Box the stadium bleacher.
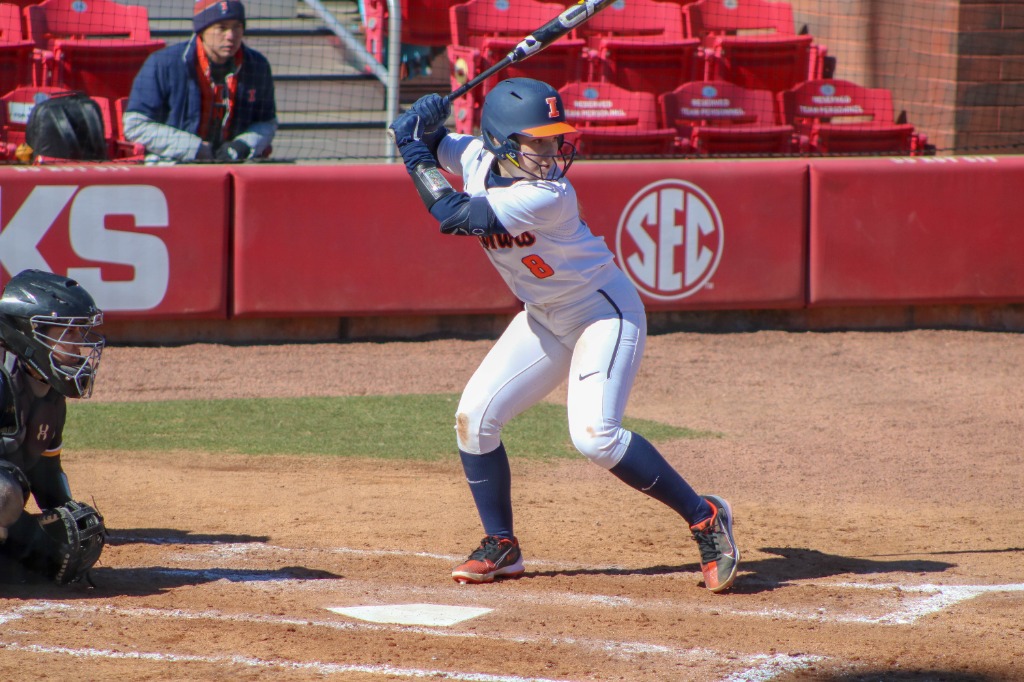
[361,0,454,69]
[560,80,677,158]
[660,80,796,156]
[779,78,929,156]
[447,0,586,134]
[25,0,165,101]
[0,0,1019,163]
[0,3,35,99]
[576,0,702,100]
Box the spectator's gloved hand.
[196,141,214,161]
[215,139,251,163]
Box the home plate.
[327,604,493,626]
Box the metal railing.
[301,0,400,161]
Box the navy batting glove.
[389,108,425,146]
[410,94,451,134]
[389,94,451,147]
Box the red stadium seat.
[448,0,586,133]
[576,0,703,98]
[560,81,677,157]
[25,0,164,101]
[684,0,827,97]
[684,0,803,42]
[0,85,66,153]
[659,80,795,155]
[1,0,35,37]
[778,78,928,155]
[0,3,37,98]
[112,95,144,160]
[363,0,457,66]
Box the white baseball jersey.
[437,133,619,308]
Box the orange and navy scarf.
[195,34,244,146]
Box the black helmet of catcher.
[0,269,105,399]
[480,77,577,180]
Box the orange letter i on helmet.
[545,97,560,119]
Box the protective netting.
[0,0,1020,164]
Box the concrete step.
[149,8,371,78]
[274,76,383,114]
[271,127,393,161]
[141,0,401,160]
[125,0,353,21]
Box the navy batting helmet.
[0,270,104,399]
[480,78,577,179]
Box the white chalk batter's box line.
[0,641,825,682]
[139,568,1024,629]
[114,535,1024,626]
[0,601,823,682]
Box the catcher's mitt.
[37,500,106,585]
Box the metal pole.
[300,0,400,161]
[302,0,387,81]
[384,0,401,161]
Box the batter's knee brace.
[569,422,630,470]
[0,465,28,541]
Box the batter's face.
[516,134,561,178]
[501,134,572,180]
[200,20,244,64]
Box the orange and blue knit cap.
[193,0,246,34]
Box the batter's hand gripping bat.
[387,0,616,147]
[446,0,618,103]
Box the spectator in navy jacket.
[123,0,277,163]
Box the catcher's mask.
[480,77,577,181]
[0,269,104,399]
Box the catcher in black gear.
[0,269,107,585]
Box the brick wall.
[955,1,1024,153]
[789,0,1023,154]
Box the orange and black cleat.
[690,495,740,593]
[452,535,524,584]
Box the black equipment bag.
[25,91,108,161]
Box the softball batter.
[389,78,739,592]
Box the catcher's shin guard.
[0,463,28,539]
[2,512,58,568]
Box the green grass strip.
[67,395,717,461]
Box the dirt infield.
[2,330,1022,681]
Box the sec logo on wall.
[615,179,724,301]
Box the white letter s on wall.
[67,185,170,311]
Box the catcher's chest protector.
[0,352,24,457]
[25,92,108,162]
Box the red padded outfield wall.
[230,159,808,316]
[231,164,518,317]
[1,156,1022,321]
[0,165,230,319]
[808,155,1024,306]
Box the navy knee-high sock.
[609,433,712,526]
[459,443,514,538]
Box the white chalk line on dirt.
[137,568,1024,627]
[118,535,615,572]
[719,654,828,682]
[0,601,822,681]
[0,640,577,682]
[117,536,1024,626]
[712,581,1024,626]
[828,582,1024,625]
